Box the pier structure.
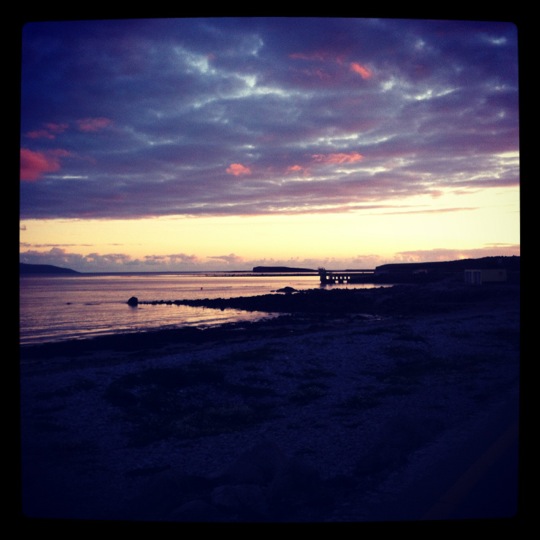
[318,268,374,285]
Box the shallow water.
[19,272,381,345]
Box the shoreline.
[20,281,519,361]
[19,280,522,522]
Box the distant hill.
[375,256,520,273]
[252,266,315,273]
[20,263,80,275]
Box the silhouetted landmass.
[148,280,519,318]
[19,262,80,275]
[319,256,520,284]
[358,256,520,284]
[375,256,520,273]
[252,266,315,273]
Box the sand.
[19,281,521,524]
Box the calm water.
[19,272,379,345]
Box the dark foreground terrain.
[19,281,523,526]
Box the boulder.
[275,287,298,294]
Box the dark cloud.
[20,17,519,220]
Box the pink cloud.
[312,152,364,164]
[26,122,69,140]
[45,122,69,134]
[350,62,373,80]
[26,130,55,140]
[20,148,70,181]
[291,52,370,81]
[76,117,113,132]
[287,164,304,173]
[226,163,251,176]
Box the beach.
[19,281,521,524]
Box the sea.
[19,272,381,346]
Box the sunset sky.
[19,17,520,272]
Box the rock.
[127,296,138,306]
[275,287,298,294]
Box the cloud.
[20,246,144,271]
[350,62,372,79]
[26,123,69,139]
[290,50,372,82]
[20,247,86,268]
[168,253,201,264]
[19,18,519,220]
[20,246,244,272]
[208,253,244,265]
[25,119,111,140]
[393,245,521,263]
[76,117,113,132]
[20,148,70,181]
[226,163,252,176]
[311,152,364,165]
[26,130,56,140]
[142,253,200,266]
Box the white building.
[464,268,507,285]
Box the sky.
[19,17,520,272]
